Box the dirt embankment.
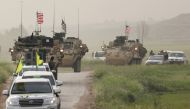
[74,72,95,109]
[0,78,12,109]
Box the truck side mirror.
[53,87,61,94]
[51,70,56,73]
[56,80,63,86]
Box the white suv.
[21,71,63,87]
[13,65,47,77]
[168,51,188,64]
[2,78,61,109]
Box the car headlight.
[44,97,57,105]
[7,98,19,106]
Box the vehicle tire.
[58,103,61,109]
[74,58,81,72]
[57,96,61,109]
[129,58,142,65]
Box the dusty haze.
[0,0,190,61]
[1,0,190,29]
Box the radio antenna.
[77,8,80,38]
[53,0,56,36]
[20,0,23,37]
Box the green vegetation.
[0,63,13,85]
[84,60,190,109]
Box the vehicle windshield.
[19,68,46,76]
[23,76,55,85]
[11,82,52,94]
[149,55,163,60]
[169,53,184,57]
[95,52,105,57]
[64,42,73,49]
[23,67,46,72]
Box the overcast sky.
[0,0,190,30]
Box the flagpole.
[14,54,23,75]
[12,55,23,85]
[36,11,39,33]
[141,21,144,45]
[36,51,38,71]
[40,24,42,32]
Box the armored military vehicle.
[61,37,88,72]
[9,31,64,66]
[104,36,147,65]
[9,21,88,72]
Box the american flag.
[125,25,131,34]
[61,20,66,33]
[37,12,43,24]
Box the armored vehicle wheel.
[74,58,81,72]
[129,59,142,65]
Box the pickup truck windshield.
[11,82,52,94]
[95,52,105,57]
[149,56,163,60]
[23,68,46,72]
[169,53,184,57]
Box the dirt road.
[0,71,93,109]
[57,71,93,109]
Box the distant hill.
[147,13,190,42]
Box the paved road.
[58,71,91,109]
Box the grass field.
[82,60,190,109]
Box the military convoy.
[103,36,147,65]
[9,22,147,70]
[9,21,88,72]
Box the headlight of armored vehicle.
[10,49,14,52]
[60,49,64,53]
[80,45,83,48]
[7,98,19,106]
[135,47,138,51]
[44,97,57,105]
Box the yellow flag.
[16,59,23,74]
[36,52,43,65]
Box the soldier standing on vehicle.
[49,56,58,80]
[149,50,155,56]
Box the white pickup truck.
[2,78,61,109]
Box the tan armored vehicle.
[9,32,64,66]
[9,21,88,72]
[60,37,88,72]
[104,36,147,65]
